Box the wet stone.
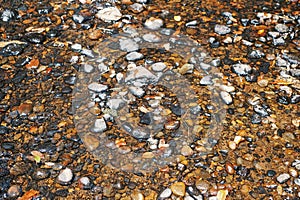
[232,64,252,76]
[119,38,139,52]
[291,94,300,104]
[248,50,265,59]
[253,105,269,117]
[64,76,77,85]
[91,118,107,133]
[57,168,73,185]
[24,33,46,44]
[144,17,163,30]
[220,91,233,105]
[2,142,14,150]
[73,14,85,23]
[129,86,145,97]
[0,43,26,57]
[214,24,231,35]
[78,177,91,189]
[132,128,150,139]
[15,57,31,67]
[142,33,161,43]
[126,52,144,61]
[88,82,108,93]
[140,112,152,125]
[151,62,166,72]
[276,173,290,184]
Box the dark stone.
[15,57,31,67]
[38,142,57,154]
[37,5,53,14]
[127,182,136,189]
[291,94,300,104]
[171,104,183,116]
[55,189,68,197]
[32,169,50,180]
[190,105,203,115]
[62,86,72,94]
[0,126,9,134]
[277,96,290,105]
[240,18,249,26]
[259,61,270,74]
[236,166,250,177]
[251,113,261,124]
[24,33,46,44]
[46,29,61,38]
[186,185,201,196]
[140,112,152,125]
[64,76,77,85]
[12,70,26,83]
[2,142,14,150]
[1,9,17,22]
[0,43,26,57]
[253,105,269,117]
[227,108,234,114]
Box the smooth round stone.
[129,3,144,13]
[91,118,107,133]
[151,62,166,72]
[225,162,235,174]
[178,63,194,74]
[79,177,91,189]
[214,24,231,35]
[83,64,94,73]
[159,188,172,199]
[7,185,21,198]
[57,168,73,185]
[71,43,82,51]
[142,33,161,43]
[144,17,163,30]
[126,52,144,61]
[170,182,186,197]
[119,38,139,52]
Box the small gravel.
[214,24,231,35]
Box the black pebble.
[24,33,46,44]
[12,70,27,83]
[259,61,270,74]
[55,189,69,197]
[267,170,276,177]
[0,126,9,134]
[236,166,250,177]
[140,112,152,125]
[0,43,26,57]
[15,57,31,67]
[2,142,14,150]
[171,104,183,116]
[251,113,261,124]
[277,96,290,105]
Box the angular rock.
[96,7,122,22]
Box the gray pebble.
[92,118,107,133]
[214,24,231,35]
[119,38,139,52]
[83,64,94,73]
[151,62,166,72]
[88,82,108,93]
[273,37,285,46]
[142,33,161,43]
[126,52,144,61]
[275,24,289,33]
[129,86,145,97]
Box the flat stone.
[170,182,186,197]
[57,168,73,185]
[132,128,150,139]
[151,62,166,72]
[126,52,144,61]
[178,63,194,74]
[129,86,145,97]
[107,98,125,110]
[275,24,289,33]
[214,24,231,35]
[96,7,122,22]
[220,91,233,105]
[142,33,161,43]
[119,38,139,52]
[125,66,157,85]
[88,82,108,93]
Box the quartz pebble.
[96,7,122,22]
[126,52,144,61]
[151,62,166,72]
[232,63,252,76]
[92,118,107,133]
[220,91,233,105]
[88,82,108,93]
[144,17,163,30]
[57,168,73,185]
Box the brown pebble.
[17,103,33,115]
[88,30,102,40]
[170,182,186,197]
[25,59,39,69]
[225,162,235,175]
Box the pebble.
[71,43,82,51]
[88,82,108,93]
[142,33,161,43]
[151,62,166,72]
[96,7,122,22]
[132,128,150,139]
[32,169,50,180]
[267,170,276,177]
[88,30,102,40]
[129,3,144,13]
[126,52,144,61]
[275,24,289,33]
[129,86,145,97]
[119,38,139,52]
[131,191,144,200]
[125,66,157,85]
[294,178,300,186]
[179,63,194,74]
[181,145,193,156]
[159,188,172,199]
[232,63,252,76]
[214,24,231,35]
[220,91,233,105]
[200,75,213,85]
[276,173,290,184]
[57,168,73,185]
[83,64,94,73]
[0,126,9,134]
[7,185,21,198]
[24,33,46,44]
[73,14,85,23]
[248,50,265,59]
[91,118,107,133]
[273,37,285,46]
[144,17,163,30]
[1,9,16,22]
[78,177,91,189]
[170,182,186,197]
[225,162,235,174]
[0,43,26,57]
[107,99,125,110]
[164,120,180,131]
